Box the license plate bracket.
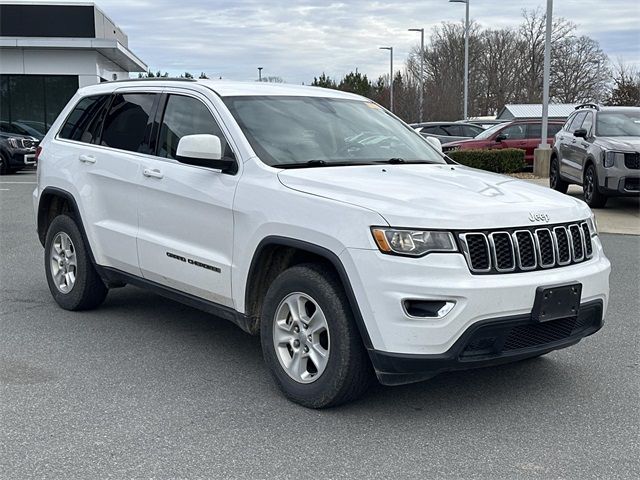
[532,283,582,323]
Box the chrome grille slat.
[460,221,595,274]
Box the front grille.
[459,222,593,274]
[20,138,38,149]
[503,317,577,351]
[624,152,640,170]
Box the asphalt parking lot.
[1,171,639,479]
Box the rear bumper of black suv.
[370,300,603,386]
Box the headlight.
[7,137,24,148]
[604,151,624,168]
[371,228,458,257]
[587,213,598,237]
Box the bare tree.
[606,60,640,106]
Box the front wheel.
[260,263,372,408]
[583,164,608,208]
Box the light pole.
[409,28,424,122]
[379,46,394,113]
[449,0,469,120]
[258,67,263,81]
[540,0,553,149]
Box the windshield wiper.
[376,158,438,165]
[277,160,376,169]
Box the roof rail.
[105,77,198,83]
[575,103,600,111]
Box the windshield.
[474,122,505,140]
[223,96,446,167]
[596,110,640,137]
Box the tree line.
[312,8,639,122]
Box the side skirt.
[97,266,255,334]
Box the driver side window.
[500,124,526,140]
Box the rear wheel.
[44,215,108,310]
[0,154,9,175]
[260,263,372,408]
[549,156,569,193]
[583,164,608,208]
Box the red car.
[441,119,564,166]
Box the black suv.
[550,104,640,208]
[0,121,40,175]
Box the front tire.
[549,156,569,193]
[0,153,10,175]
[44,215,108,310]
[260,263,372,408]
[583,164,608,208]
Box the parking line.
[0,181,37,184]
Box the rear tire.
[0,154,9,175]
[260,263,372,408]
[583,164,608,208]
[549,156,569,194]
[44,215,108,310]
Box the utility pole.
[379,46,394,112]
[409,28,425,122]
[540,0,553,149]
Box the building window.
[0,74,79,139]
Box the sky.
[82,0,640,83]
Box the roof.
[497,104,578,120]
[79,79,366,100]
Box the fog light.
[403,300,455,318]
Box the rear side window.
[548,124,562,136]
[100,93,156,153]
[462,125,483,137]
[157,95,229,160]
[501,124,526,140]
[59,95,110,143]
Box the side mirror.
[573,128,588,139]
[425,135,443,153]
[176,134,236,172]
[495,133,508,142]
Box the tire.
[44,214,108,310]
[0,153,9,175]
[260,263,372,408]
[549,156,569,194]
[583,164,608,208]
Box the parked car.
[457,118,508,129]
[35,79,610,408]
[411,122,485,143]
[442,119,564,166]
[0,121,39,175]
[550,104,640,208]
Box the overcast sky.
[86,0,639,83]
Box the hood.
[596,136,640,151]
[278,164,590,229]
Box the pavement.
[1,171,639,479]
[524,177,640,235]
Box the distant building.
[0,1,147,137]
[497,104,578,121]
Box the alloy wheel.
[49,232,77,294]
[584,167,595,203]
[272,292,330,383]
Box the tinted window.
[442,125,465,136]
[568,112,587,132]
[59,95,110,143]
[580,113,593,134]
[462,125,483,137]
[501,124,526,140]
[158,95,229,160]
[548,124,562,136]
[101,93,156,153]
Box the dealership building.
[0,1,147,137]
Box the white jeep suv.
[34,79,610,408]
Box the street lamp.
[258,67,263,81]
[540,0,553,149]
[449,0,469,120]
[408,28,425,122]
[379,46,394,113]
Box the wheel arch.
[244,236,373,349]
[37,187,95,262]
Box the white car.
[34,79,610,408]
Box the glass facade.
[0,74,78,139]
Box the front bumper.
[340,236,610,358]
[371,299,603,385]
[6,148,37,168]
[598,164,640,196]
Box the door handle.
[79,154,96,164]
[143,168,164,179]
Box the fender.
[246,236,374,349]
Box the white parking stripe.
[0,181,37,184]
